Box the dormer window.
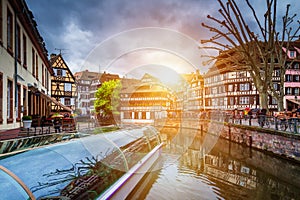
[290,51,296,58]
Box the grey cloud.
[25,0,299,73]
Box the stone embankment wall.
[155,119,300,162]
[221,124,300,162]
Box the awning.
[27,83,39,93]
[40,92,52,102]
[40,93,72,112]
[29,88,72,112]
[287,98,300,105]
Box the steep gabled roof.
[99,72,120,83]
[120,78,141,94]
[180,73,193,83]
[50,54,76,83]
[74,70,100,80]
[140,73,161,83]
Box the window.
[0,0,2,44]
[294,88,299,95]
[23,87,27,115]
[229,97,234,105]
[17,84,20,120]
[271,98,277,105]
[294,75,300,82]
[42,64,45,86]
[7,79,13,122]
[285,87,292,95]
[65,98,70,106]
[273,83,279,91]
[16,24,21,61]
[0,73,2,124]
[36,54,38,79]
[65,83,72,91]
[228,84,233,92]
[273,69,280,77]
[46,71,49,90]
[285,74,292,82]
[219,98,224,106]
[7,7,13,53]
[23,34,27,67]
[212,98,218,106]
[294,63,299,69]
[54,69,66,77]
[239,97,249,104]
[240,83,250,91]
[205,88,210,95]
[212,87,217,94]
[32,48,35,76]
[57,69,62,76]
[290,51,296,58]
[238,72,246,78]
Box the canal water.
[130,128,300,200]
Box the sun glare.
[159,71,183,86]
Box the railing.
[160,113,300,134]
[225,114,300,134]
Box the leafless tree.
[201,0,300,111]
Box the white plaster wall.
[0,0,52,130]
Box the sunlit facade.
[0,0,53,132]
[283,40,300,110]
[120,73,174,124]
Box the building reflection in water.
[152,128,300,200]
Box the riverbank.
[154,119,300,163]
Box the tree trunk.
[277,97,284,111]
[259,92,268,110]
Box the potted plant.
[22,115,32,128]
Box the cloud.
[26,0,300,74]
[58,19,94,71]
[26,0,219,73]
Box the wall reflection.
[158,128,300,199]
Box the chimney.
[50,53,57,59]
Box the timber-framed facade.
[50,54,76,113]
[120,73,174,124]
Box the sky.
[25,0,300,80]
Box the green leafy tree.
[94,79,121,121]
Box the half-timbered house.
[50,54,76,114]
[120,73,174,124]
[284,39,300,110]
[203,61,259,111]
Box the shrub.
[22,115,32,121]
